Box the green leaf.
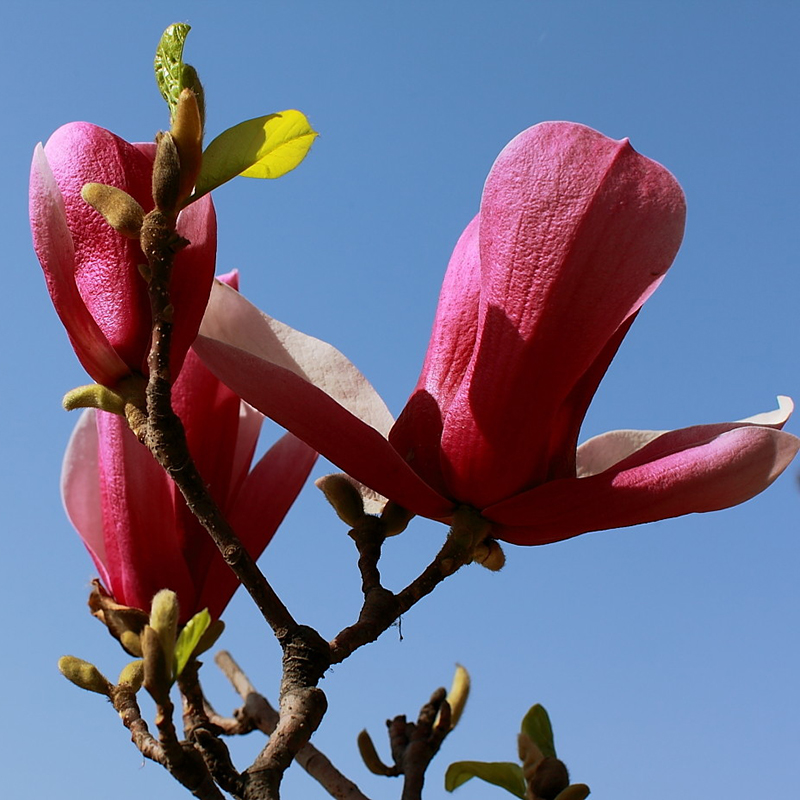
[174,608,211,677]
[190,110,318,201]
[521,704,557,759]
[154,23,191,120]
[444,761,526,798]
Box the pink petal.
[44,123,155,371]
[95,411,196,611]
[198,433,318,619]
[440,122,687,507]
[195,284,453,518]
[486,420,800,545]
[169,194,217,377]
[30,145,129,385]
[61,409,112,587]
[389,216,482,495]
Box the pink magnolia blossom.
[193,122,799,545]
[62,273,317,620]
[30,122,217,388]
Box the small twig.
[111,684,226,800]
[216,651,372,800]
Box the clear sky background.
[1,2,798,798]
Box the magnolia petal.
[199,433,318,619]
[486,425,800,545]
[389,216,482,495]
[30,145,129,385]
[61,409,112,587]
[576,397,794,478]
[440,122,687,507]
[94,412,196,611]
[195,333,453,520]
[195,284,453,518]
[43,123,154,370]
[200,281,395,434]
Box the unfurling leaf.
[174,608,212,676]
[444,664,470,729]
[154,24,192,119]
[521,704,557,759]
[190,110,317,202]
[444,761,526,797]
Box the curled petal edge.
[486,419,800,545]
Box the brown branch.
[329,508,489,664]
[215,651,372,800]
[111,684,226,800]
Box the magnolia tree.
[29,25,799,800]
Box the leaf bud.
[473,538,506,571]
[142,624,171,705]
[149,589,179,676]
[171,88,203,202]
[81,183,144,238]
[381,500,414,536]
[152,131,181,215]
[62,384,127,415]
[58,656,112,696]
[316,473,367,527]
[118,660,145,692]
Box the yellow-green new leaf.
[445,761,526,798]
[174,608,212,677]
[190,110,317,202]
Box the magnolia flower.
[193,122,799,545]
[62,273,317,620]
[30,122,217,388]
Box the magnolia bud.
[141,625,171,704]
[118,660,145,692]
[81,183,144,238]
[316,473,367,527]
[152,131,181,215]
[381,500,414,536]
[149,589,179,677]
[58,656,112,696]
[62,384,127,415]
[473,539,506,571]
[171,88,203,202]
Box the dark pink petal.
[389,216,482,494]
[169,194,217,378]
[44,123,155,371]
[95,411,196,612]
[196,283,453,518]
[30,145,130,385]
[486,421,800,545]
[440,122,686,507]
[198,434,318,619]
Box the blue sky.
[2,2,798,798]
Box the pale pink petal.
[198,433,318,618]
[576,397,795,478]
[61,409,111,587]
[486,425,800,545]
[30,145,129,385]
[200,281,395,434]
[195,284,453,518]
[440,122,687,507]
